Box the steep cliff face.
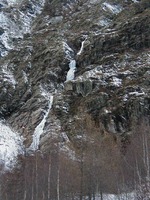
[0,0,150,198]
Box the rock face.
[0,0,150,199]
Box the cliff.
[0,0,150,199]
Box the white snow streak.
[29,95,53,151]
[129,91,145,96]
[0,121,24,170]
[22,71,28,83]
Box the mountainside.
[0,0,150,199]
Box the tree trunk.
[57,145,60,200]
[80,157,83,200]
[57,166,60,200]
[31,167,34,200]
[35,153,38,200]
[42,191,45,200]
[48,154,51,200]
[100,191,103,200]
[23,190,27,200]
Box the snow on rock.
[2,64,17,88]
[29,95,53,151]
[102,3,122,14]
[123,94,128,102]
[63,41,74,60]
[98,18,111,27]
[0,10,25,56]
[132,0,140,3]
[111,77,122,87]
[40,84,51,100]
[89,0,100,4]
[75,65,103,82]
[0,121,24,170]
[0,0,45,57]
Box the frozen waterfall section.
[29,95,53,151]
[63,42,76,82]
[77,36,87,56]
[66,60,76,81]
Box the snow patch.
[7,0,21,5]
[98,18,111,27]
[0,121,24,170]
[89,0,100,4]
[102,3,122,14]
[111,77,122,87]
[132,0,140,3]
[2,65,17,88]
